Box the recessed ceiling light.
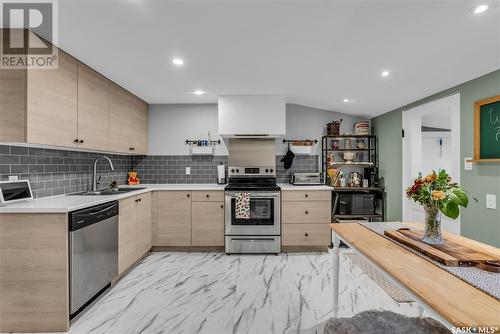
[172,58,184,66]
[473,4,488,14]
[343,98,350,103]
[381,70,390,77]
[193,90,206,95]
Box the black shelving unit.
[322,135,385,222]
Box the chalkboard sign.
[474,95,500,161]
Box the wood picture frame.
[472,95,500,162]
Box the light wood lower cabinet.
[0,213,69,332]
[283,223,331,246]
[118,193,152,275]
[282,190,331,248]
[192,201,224,246]
[282,201,331,224]
[153,191,225,247]
[155,191,192,246]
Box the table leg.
[332,233,341,317]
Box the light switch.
[464,157,473,171]
[486,194,496,209]
[8,175,19,181]
[185,167,191,175]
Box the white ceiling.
[56,0,500,117]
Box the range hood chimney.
[218,95,286,138]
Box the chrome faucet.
[92,156,115,191]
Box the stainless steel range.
[224,165,281,254]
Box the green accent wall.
[372,69,500,247]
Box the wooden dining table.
[330,222,500,330]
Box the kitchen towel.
[235,192,250,219]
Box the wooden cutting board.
[384,228,500,267]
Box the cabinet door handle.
[138,198,142,202]
[129,147,135,151]
[187,194,190,198]
[220,205,224,209]
[73,138,79,143]
[305,233,309,237]
[305,210,309,214]
[206,194,210,198]
[305,194,309,198]
[79,139,84,144]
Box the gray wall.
[0,103,362,198]
[372,69,500,247]
[277,104,365,156]
[148,103,365,156]
[0,145,131,198]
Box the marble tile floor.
[64,249,422,334]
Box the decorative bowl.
[342,152,357,163]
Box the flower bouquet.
[406,170,469,244]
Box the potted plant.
[406,170,469,244]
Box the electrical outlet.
[464,157,473,171]
[486,194,496,210]
[185,167,191,175]
[8,175,19,181]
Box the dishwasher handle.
[69,201,119,232]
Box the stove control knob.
[270,168,274,173]
[231,169,235,173]
[236,169,239,173]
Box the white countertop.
[0,183,332,214]
[0,184,225,213]
[278,183,333,191]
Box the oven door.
[225,191,280,236]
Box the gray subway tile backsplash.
[0,144,319,199]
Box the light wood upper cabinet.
[192,201,224,246]
[0,29,148,154]
[26,50,78,147]
[155,191,192,246]
[77,63,110,150]
[109,84,148,155]
[0,68,26,142]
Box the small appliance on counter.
[217,164,226,184]
[0,180,33,205]
[290,172,323,185]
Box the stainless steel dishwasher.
[69,201,118,318]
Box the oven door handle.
[225,192,280,198]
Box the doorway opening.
[402,93,461,234]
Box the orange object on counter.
[128,170,140,185]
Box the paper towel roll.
[217,165,226,184]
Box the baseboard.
[282,246,329,253]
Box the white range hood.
[218,95,286,137]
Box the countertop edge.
[0,183,334,213]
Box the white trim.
[402,93,461,230]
